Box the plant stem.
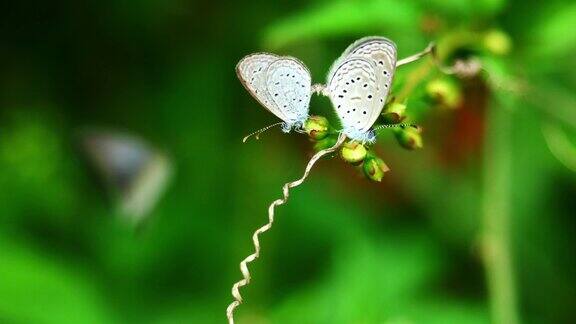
[481,94,520,324]
[396,61,434,103]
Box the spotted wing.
[328,57,380,141]
[265,57,311,126]
[341,36,396,91]
[327,37,397,133]
[236,53,287,121]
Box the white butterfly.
[326,36,397,143]
[236,53,312,134]
[237,37,437,143]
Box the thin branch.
[481,95,521,324]
[226,133,347,324]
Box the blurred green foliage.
[0,0,575,323]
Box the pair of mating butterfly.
[237,36,424,143]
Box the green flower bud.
[483,29,512,56]
[340,142,367,165]
[363,157,390,182]
[381,101,407,124]
[425,78,462,109]
[395,127,423,150]
[304,115,330,140]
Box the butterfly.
[325,36,397,143]
[236,53,312,140]
[237,37,436,143]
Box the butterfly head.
[343,127,376,144]
[282,116,308,133]
[280,121,292,133]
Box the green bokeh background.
[0,0,575,323]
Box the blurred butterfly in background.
[237,36,428,143]
[81,128,173,227]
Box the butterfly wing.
[237,54,311,129]
[329,36,397,81]
[327,37,397,141]
[328,57,380,141]
[236,53,288,121]
[341,37,397,94]
[265,57,311,127]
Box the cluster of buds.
[425,77,462,109]
[340,142,367,165]
[303,115,330,140]
[303,102,423,182]
[381,101,407,124]
[340,142,389,182]
[303,116,339,151]
[482,29,512,56]
[394,126,423,150]
[381,100,424,150]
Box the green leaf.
[262,0,420,50]
[0,239,114,324]
[527,3,576,58]
[415,0,507,18]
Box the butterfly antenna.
[374,123,419,132]
[227,133,347,324]
[242,122,285,143]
